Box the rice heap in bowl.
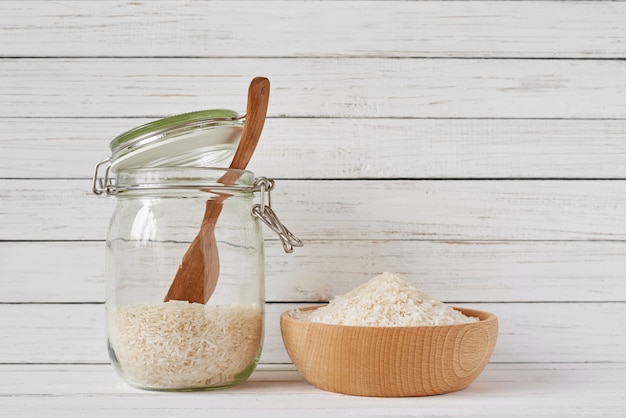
[291,272,478,326]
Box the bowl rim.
[280,305,497,330]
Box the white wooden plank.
[0,364,625,417]
[1,58,625,118]
[262,240,626,303]
[0,303,107,364]
[2,179,626,241]
[3,240,626,303]
[3,117,626,179]
[2,1,625,58]
[1,302,624,364]
[0,242,105,303]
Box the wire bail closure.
[92,158,113,195]
[251,177,303,253]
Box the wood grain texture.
[2,1,625,58]
[280,306,498,396]
[1,58,625,118]
[3,118,626,179]
[2,179,626,241]
[1,302,624,365]
[3,240,626,303]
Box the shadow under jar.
[104,167,266,391]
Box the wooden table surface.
[1,1,625,416]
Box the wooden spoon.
[164,77,270,303]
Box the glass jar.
[105,167,268,391]
[93,110,302,391]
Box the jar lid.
[108,109,244,173]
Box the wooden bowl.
[280,306,498,397]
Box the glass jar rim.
[111,167,255,195]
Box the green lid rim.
[109,109,242,152]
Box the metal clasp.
[251,177,303,253]
[92,158,113,195]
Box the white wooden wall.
[1,1,626,415]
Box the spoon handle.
[216,77,269,186]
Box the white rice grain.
[108,301,262,389]
[292,272,478,327]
